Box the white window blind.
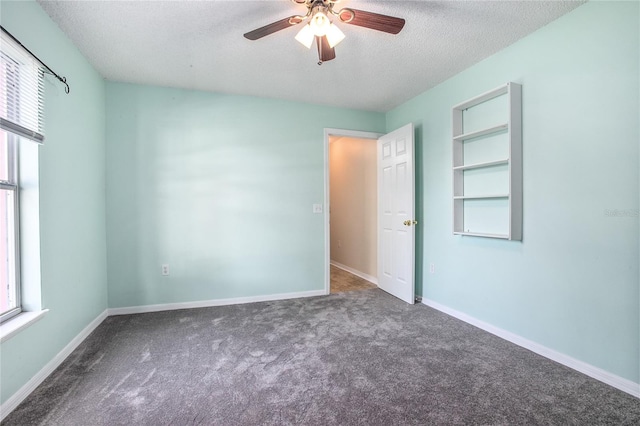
[0,30,45,144]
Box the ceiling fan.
[243,0,405,65]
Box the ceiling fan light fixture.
[295,24,314,49]
[325,23,345,48]
[245,2,405,64]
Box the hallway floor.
[330,264,377,294]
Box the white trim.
[0,309,109,421]
[0,309,48,343]
[323,128,383,296]
[421,298,640,398]
[108,290,326,316]
[330,260,378,285]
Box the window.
[0,28,45,326]
[0,129,19,322]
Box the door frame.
[323,128,384,295]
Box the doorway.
[324,124,416,303]
[324,129,382,294]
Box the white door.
[377,123,416,304]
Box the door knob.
[403,220,418,226]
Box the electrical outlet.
[429,263,435,274]
[162,264,170,276]
[312,204,323,214]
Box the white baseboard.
[330,260,378,285]
[108,290,326,316]
[0,309,109,421]
[421,298,640,398]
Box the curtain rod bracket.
[1,25,70,94]
[53,74,69,94]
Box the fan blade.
[244,16,303,40]
[316,36,336,62]
[338,8,405,34]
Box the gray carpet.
[4,289,640,425]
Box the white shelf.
[452,123,508,142]
[452,82,522,241]
[453,194,509,200]
[453,159,509,171]
[453,231,510,239]
[453,83,509,111]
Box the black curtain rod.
[1,25,70,94]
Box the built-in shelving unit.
[452,82,522,240]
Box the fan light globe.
[295,24,314,49]
[326,23,345,48]
[296,12,345,49]
[310,11,330,36]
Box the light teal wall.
[2,0,637,409]
[105,84,384,308]
[0,1,108,405]
[387,1,639,383]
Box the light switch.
[312,204,323,214]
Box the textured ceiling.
[37,0,584,112]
